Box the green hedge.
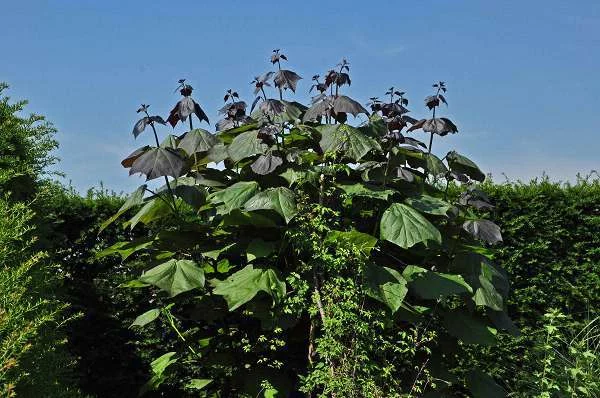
[24,178,599,396]
[0,196,83,397]
[465,177,600,392]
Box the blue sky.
[2,0,598,193]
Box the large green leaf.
[140,259,205,297]
[227,130,268,162]
[446,151,485,182]
[126,197,174,229]
[425,153,448,177]
[212,265,286,311]
[99,184,146,232]
[243,187,297,223]
[442,310,498,345]
[402,265,472,300]
[178,128,219,155]
[325,230,377,257]
[208,181,259,214]
[404,195,452,216]
[318,124,381,161]
[197,143,228,165]
[157,176,207,209]
[140,352,178,395]
[246,239,277,262]
[96,237,154,260]
[363,264,408,313]
[186,379,213,390]
[221,209,278,228]
[380,203,442,249]
[452,253,509,311]
[130,308,160,328]
[279,167,318,187]
[466,369,506,398]
[338,183,396,201]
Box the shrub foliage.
[103,52,513,396]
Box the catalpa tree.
[101,50,514,397]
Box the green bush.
[0,83,81,397]
[463,177,600,394]
[101,59,511,396]
[0,83,58,200]
[37,183,162,397]
[0,198,81,397]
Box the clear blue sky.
[2,0,598,193]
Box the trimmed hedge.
[25,178,599,396]
[465,177,600,392]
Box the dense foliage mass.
[0,83,58,200]
[461,178,600,396]
[102,52,513,396]
[37,177,599,398]
[0,84,80,397]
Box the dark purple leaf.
[463,220,503,245]
[150,115,167,125]
[129,147,187,181]
[218,101,247,116]
[274,70,302,93]
[132,117,149,138]
[381,102,409,117]
[425,95,440,110]
[408,118,458,136]
[251,154,283,175]
[121,145,151,168]
[259,99,286,115]
[194,101,210,125]
[333,95,368,117]
[302,96,334,122]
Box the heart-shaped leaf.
[380,203,442,249]
[140,259,205,297]
[251,153,283,175]
[129,147,187,180]
[208,181,259,214]
[442,310,498,345]
[404,195,452,216]
[452,253,509,311]
[178,129,219,155]
[130,308,160,328]
[212,265,286,311]
[274,70,302,92]
[227,130,268,162]
[363,264,408,313]
[333,95,369,116]
[318,124,381,161]
[463,220,503,244]
[447,151,485,182]
[402,265,472,300]
[244,187,297,223]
